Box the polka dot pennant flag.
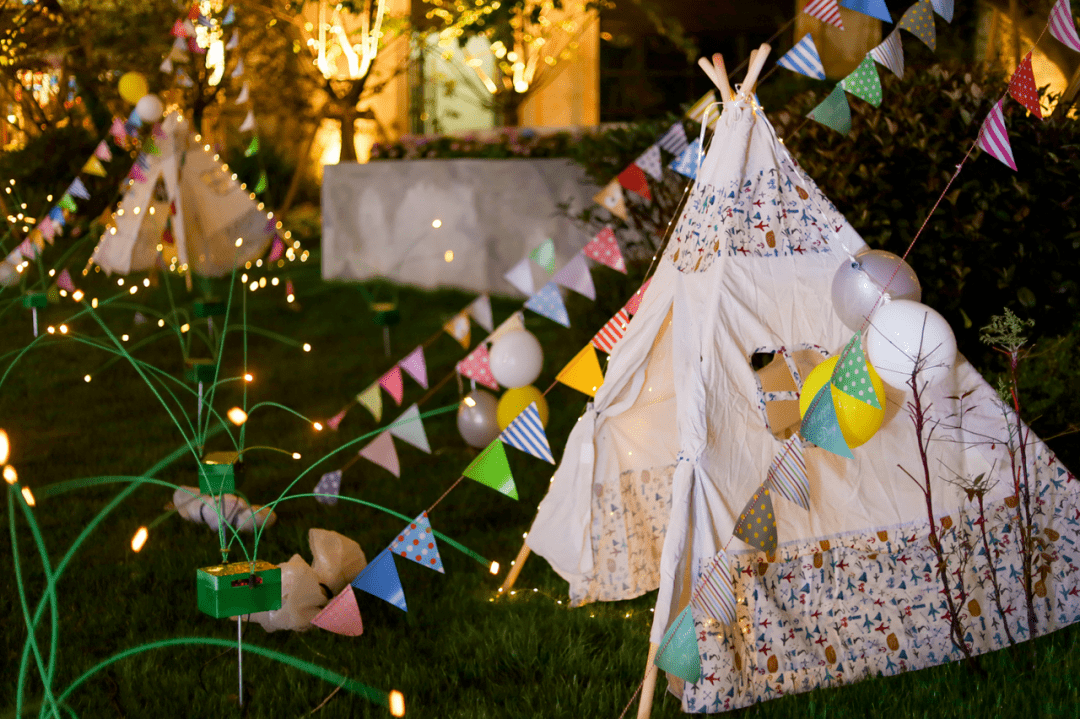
[582,226,627,274]
[1008,52,1043,119]
[830,333,882,409]
[379,366,404,406]
[314,469,342,505]
[840,56,882,108]
[530,238,557,274]
[390,512,445,574]
[635,144,664,181]
[733,483,779,552]
[456,343,500,391]
[524,282,571,328]
[624,278,652,316]
[897,0,936,51]
[351,548,407,612]
[463,439,518,500]
[692,548,736,627]
[311,586,364,636]
[803,0,844,29]
[977,98,1017,171]
[653,606,702,684]
[807,85,852,136]
[765,436,810,511]
[1050,0,1080,52]
[358,431,401,477]
[800,383,854,459]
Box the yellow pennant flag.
[593,179,627,221]
[82,156,108,177]
[443,311,471,349]
[29,229,45,251]
[357,382,383,423]
[556,344,605,397]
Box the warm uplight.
[389,691,405,717]
[490,561,500,575]
[313,422,324,431]
[302,343,311,352]
[21,486,34,506]
[0,429,8,465]
[444,250,454,262]
[244,373,254,382]
[292,452,301,460]
[227,407,248,425]
[3,465,16,484]
[464,396,476,407]
[131,526,148,552]
[432,219,442,228]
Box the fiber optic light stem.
[383,326,391,356]
[197,381,203,429]
[237,615,244,706]
[31,307,38,337]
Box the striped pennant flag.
[685,90,719,129]
[499,402,555,464]
[869,29,905,79]
[977,99,1017,171]
[803,0,844,29]
[777,34,826,81]
[657,122,689,156]
[1050,0,1080,52]
[766,436,810,510]
[692,549,736,626]
[592,308,631,354]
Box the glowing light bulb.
[235,238,243,247]
[180,323,190,333]
[464,396,476,407]
[91,298,98,308]
[0,429,8,464]
[259,277,266,288]
[129,286,137,294]
[72,290,84,301]
[143,278,150,287]
[3,465,16,484]
[271,277,279,286]
[117,278,124,286]
[286,294,295,303]
[227,407,248,425]
[158,319,165,327]
[389,691,405,718]
[432,219,442,228]
[131,526,148,552]
[291,452,301,460]
[121,334,129,342]
[302,343,311,352]
[313,422,323,431]
[21,486,35,506]
[249,281,258,291]
[490,561,500,575]
[48,268,55,276]
[47,326,55,335]
[84,374,92,383]
[59,325,68,334]
[444,250,454,262]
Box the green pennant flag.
[244,136,260,157]
[463,439,518,500]
[800,383,854,459]
[143,136,162,156]
[357,382,383,423]
[807,85,852,136]
[840,56,882,107]
[654,606,702,684]
[831,333,882,409]
[530,238,556,274]
[46,283,60,304]
[733,483,778,552]
[254,170,267,195]
[58,193,77,212]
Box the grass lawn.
[2,241,1080,719]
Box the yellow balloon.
[496,385,549,431]
[118,72,149,104]
[798,355,885,448]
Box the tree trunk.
[339,110,358,162]
[500,95,525,127]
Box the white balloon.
[489,329,543,389]
[865,299,957,389]
[831,250,921,331]
[456,390,500,448]
[135,93,164,123]
[0,261,17,287]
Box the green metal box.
[198,451,238,494]
[193,299,227,318]
[22,292,48,309]
[196,560,281,618]
[371,302,400,327]
[184,358,216,383]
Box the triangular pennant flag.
[128,163,146,183]
[800,383,855,458]
[831,334,882,408]
[358,431,401,477]
[930,0,953,22]
[176,67,195,87]
[685,89,716,123]
[30,230,44,251]
[766,436,810,510]
[7,248,21,265]
[224,6,236,25]
[311,587,363,635]
[443,311,472,349]
[399,346,428,389]
[388,404,431,454]
[357,383,383,422]
[524,282,570,328]
[693,550,737,627]
[869,29,905,79]
[734,483,779,552]
[171,18,188,37]
[49,206,65,225]
[58,193,77,212]
[804,0,844,29]
[456,344,499,390]
[143,136,161,156]
[654,606,702,683]
[976,99,1017,171]
[635,144,664,181]
[268,235,284,262]
[19,238,36,260]
[379,366,404,406]
[552,253,596,300]
[624,278,652,316]
[1050,0,1080,53]
[170,37,190,62]
[351,548,407,611]
[239,110,256,132]
[227,29,239,49]
[244,136,259,157]
[187,5,201,20]
[807,85,852,135]
[591,308,631,354]
[1008,53,1043,119]
[487,311,525,346]
[95,140,113,162]
[669,137,703,179]
[841,0,892,22]
[326,407,348,430]
[657,122,689,156]
[235,82,249,105]
[617,162,652,201]
[254,171,268,195]
[530,238,557,274]
[314,469,342,505]
[582,226,626,273]
[466,294,494,332]
[463,439,518,499]
[285,278,294,300]
[56,269,75,292]
[160,57,174,73]
[499,402,555,464]
[82,156,107,177]
[110,117,127,143]
[135,152,150,169]
[777,34,826,81]
[66,178,90,201]
[46,283,60,304]
[897,0,936,51]
[593,178,628,220]
[556,344,604,397]
[232,58,245,78]
[390,512,444,573]
[39,217,55,243]
[840,56,883,107]
[127,108,144,129]
[503,258,535,296]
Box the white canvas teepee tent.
[92,111,274,277]
[525,55,1079,713]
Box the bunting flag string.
[351,549,408,611]
[777,34,826,81]
[524,282,571,327]
[840,56,883,107]
[314,470,343,505]
[692,549,737,627]
[499,402,555,464]
[653,606,702,684]
[556,343,605,397]
[897,0,937,51]
[1050,0,1080,52]
[617,162,652,201]
[466,294,494,332]
[389,512,445,573]
[669,138,704,179]
[624,278,652,316]
[869,29,905,79]
[326,407,349,431]
[657,122,689,156]
[487,311,525,345]
[930,0,954,22]
[807,85,853,135]
[399,346,429,389]
[529,238,557,274]
[311,587,364,636]
[591,308,631,354]
[635,144,664,181]
[800,383,855,458]
[358,431,401,477]
[976,99,1017,171]
[357,383,383,422]
[582,226,627,273]
[443,311,472,349]
[831,333,882,408]
[1008,52,1043,119]
[463,439,518,499]
[503,258,535,296]
[841,0,891,22]
[551,253,596,300]
[388,404,431,454]
[733,483,779,552]
[593,178,628,220]
[456,344,499,391]
[766,436,811,510]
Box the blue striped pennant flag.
[692,549,736,627]
[499,402,554,464]
[869,29,905,79]
[766,436,810,510]
[657,122,689,156]
[777,34,826,81]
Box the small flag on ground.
[464,439,518,499]
[351,549,407,611]
[314,470,342,505]
[499,402,555,464]
[390,512,444,573]
[311,587,363,636]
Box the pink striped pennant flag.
[312,587,364,635]
[692,549,736,626]
[358,431,400,477]
[379,366,404,406]
[591,308,631,354]
[803,0,844,28]
[977,99,1017,171]
[582,226,626,273]
[766,436,810,510]
[456,344,499,390]
[1050,0,1080,52]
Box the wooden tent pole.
[636,642,660,719]
[498,541,532,594]
[741,44,772,97]
[711,54,733,103]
